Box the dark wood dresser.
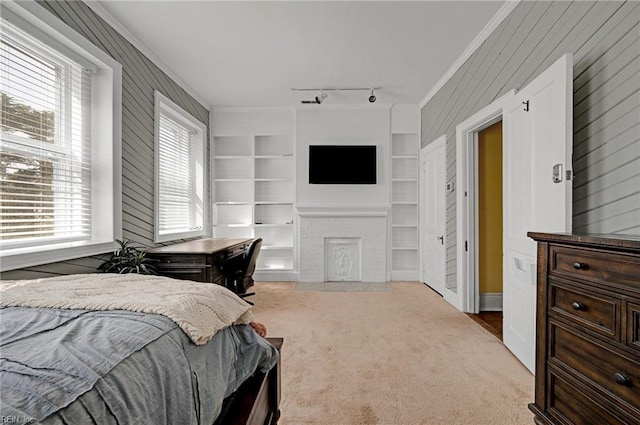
[146,238,252,288]
[528,232,640,425]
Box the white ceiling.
[95,0,505,108]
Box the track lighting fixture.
[315,90,328,104]
[292,87,382,104]
[368,89,376,103]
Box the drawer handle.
[613,372,632,387]
[571,302,585,311]
[573,262,588,270]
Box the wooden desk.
[146,238,252,288]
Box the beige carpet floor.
[251,281,534,425]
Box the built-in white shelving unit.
[390,106,420,281]
[211,109,295,280]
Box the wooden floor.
[467,311,503,341]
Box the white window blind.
[155,92,205,242]
[1,18,93,249]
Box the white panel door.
[503,54,573,373]
[421,135,446,295]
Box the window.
[154,91,206,242]
[0,1,121,271]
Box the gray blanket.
[0,307,278,424]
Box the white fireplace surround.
[296,204,389,282]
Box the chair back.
[243,238,262,278]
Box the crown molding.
[83,0,211,110]
[419,0,521,109]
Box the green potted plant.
[98,239,157,275]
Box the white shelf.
[255,180,293,203]
[213,135,253,156]
[392,158,418,180]
[392,204,417,226]
[255,135,292,156]
[392,134,417,156]
[214,204,252,226]
[212,225,253,239]
[212,128,295,274]
[255,156,292,180]
[390,131,419,279]
[214,157,253,180]
[215,180,253,203]
[391,155,418,159]
[262,245,294,250]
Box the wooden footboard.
[214,337,283,425]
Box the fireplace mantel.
[296,204,390,218]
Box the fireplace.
[296,205,389,282]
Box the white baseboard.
[391,270,419,281]
[480,292,503,311]
[254,270,296,282]
[296,272,325,282]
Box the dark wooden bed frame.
[214,337,283,425]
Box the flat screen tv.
[309,145,376,184]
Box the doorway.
[477,121,503,313]
[455,90,512,315]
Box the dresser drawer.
[550,321,640,415]
[548,370,631,425]
[549,279,620,340]
[550,245,640,291]
[153,254,208,265]
[629,303,640,352]
[155,263,211,282]
[227,243,248,259]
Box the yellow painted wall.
[478,121,503,294]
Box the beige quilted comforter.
[0,273,255,345]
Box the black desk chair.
[224,238,262,305]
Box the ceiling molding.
[84,0,211,110]
[419,0,521,109]
[211,106,295,113]
[295,103,393,111]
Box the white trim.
[295,103,393,111]
[212,106,295,113]
[296,204,390,217]
[391,270,419,281]
[419,0,520,108]
[455,90,513,313]
[0,242,118,272]
[83,0,210,109]
[154,91,208,243]
[0,0,122,272]
[254,270,296,282]
[479,293,503,312]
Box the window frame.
[0,0,122,272]
[153,91,207,243]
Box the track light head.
[315,90,328,104]
[368,89,376,103]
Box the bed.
[0,274,282,425]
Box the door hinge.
[465,241,468,252]
[522,100,530,112]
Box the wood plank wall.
[2,0,210,280]
[421,0,640,292]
